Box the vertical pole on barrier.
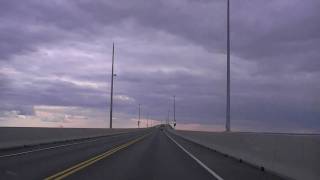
[138,104,141,128]
[109,43,115,129]
[226,0,231,132]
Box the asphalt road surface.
[0,127,286,180]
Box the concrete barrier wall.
[169,129,320,180]
[0,127,144,150]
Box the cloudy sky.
[0,0,319,133]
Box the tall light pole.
[167,110,170,125]
[109,43,115,129]
[138,104,141,128]
[173,96,175,122]
[226,0,231,132]
[173,95,176,128]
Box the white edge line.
[0,132,130,158]
[164,131,224,180]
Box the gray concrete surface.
[169,129,320,180]
[0,130,150,179]
[0,127,143,150]
[0,127,285,180]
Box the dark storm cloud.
[0,0,319,132]
[114,68,225,121]
[2,0,319,62]
[0,76,106,108]
[0,1,56,60]
[0,0,221,60]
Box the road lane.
[45,133,151,180]
[167,130,287,180]
[0,127,288,180]
[0,131,142,157]
[0,129,150,180]
[66,128,215,180]
[165,131,224,180]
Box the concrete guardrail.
[0,127,145,150]
[168,129,320,180]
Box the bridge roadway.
[0,127,286,180]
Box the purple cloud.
[0,0,319,132]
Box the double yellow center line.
[45,133,150,180]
